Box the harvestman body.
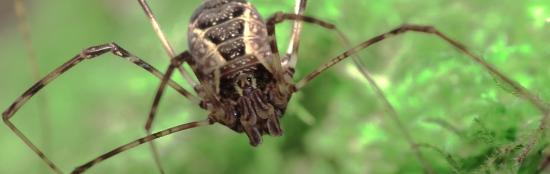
[4,0,547,173]
[187,0,290,145]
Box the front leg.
[3,42,196,174]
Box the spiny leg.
[293,24,550,164]
[13,0,53,155]
[266,13,435,173]
[283,0,308,69]
[71,119,212,174]
[144,51,191,174]
[2,43,196,174]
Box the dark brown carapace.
[188,0,292,146]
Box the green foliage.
[1,0,549,173]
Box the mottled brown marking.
[193,1,246,29]
[205,19,245,44]
[25,82,45,97]
[217,38,246,60]
[188,1,290,147]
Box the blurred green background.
[1,0,550,173]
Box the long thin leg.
[294,24,550,164]
[71,119,212,174]
[137,2,201,171]
[13,0,53,156]
[266,13,435,173]
[137,0,198,88]
[353,59,438,173]
[2,43,196,173]
[335,31,435,173]
[266,13,336,59]
[282,0,308,69]
[294,25,546,111]
[265,12,336,89]
[144,51,191,174]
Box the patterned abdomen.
[187,0,287,145]
[187,0,271,79]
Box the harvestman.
[3,0,548,173]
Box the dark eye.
[246,77,252,83]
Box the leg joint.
[80,43,113,59]
[109,42,132,58]
[2,104,16,122]
[2,111,8,122]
